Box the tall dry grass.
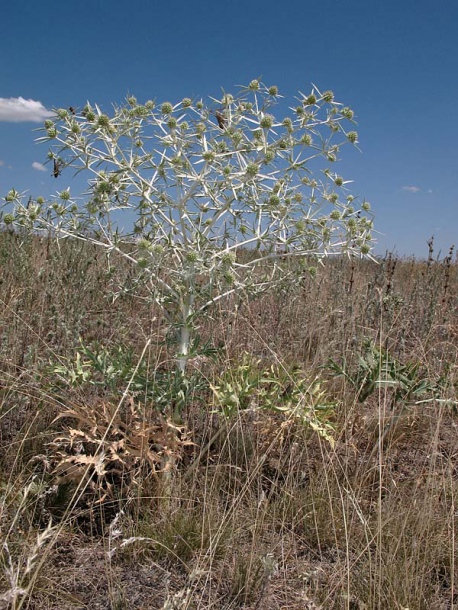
[0,231,457,609]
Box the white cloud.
[32,161,47,172]
[0,97,53,122]
[402,185,421,193]
[0,160,4,166]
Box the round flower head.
[264,150,275,163]
[283,117,292,130]
[202,151,215,162]
[161,102,173,115]
[260,115,274,129]
[138,238,153,251]
[97,114,110,128]
[347,131,358,143]
[137,257,149,269]
[133,105,148,117]
[185,251,199,263]
[245,163,259,177]
[221,251,236,265]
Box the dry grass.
[0,231,457,609]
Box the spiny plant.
[3,80,374,386]
[328,339,440,407]
[50,338,210,418]
[211,353,337,443]
[46,396,194,509]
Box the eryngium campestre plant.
[3,81,374,373]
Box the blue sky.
[1,0,457,258]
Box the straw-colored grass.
[0,231,457,609]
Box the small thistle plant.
[3,81,374,372]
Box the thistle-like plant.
[3,80,374,372]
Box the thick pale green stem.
[176,290,194,374]
[177,324,191,373]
